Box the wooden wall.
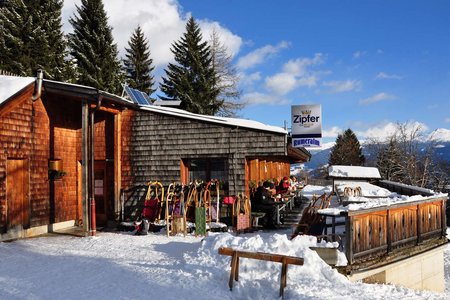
[247,158,290,185]
[0,86,50,231]
[0,87,118,232]
[121,109,135,189]
[345,198,447,264]
[126,111,287,195]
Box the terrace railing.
[342,195,447,265]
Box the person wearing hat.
[277,176,291,195]
[252,180,278,229]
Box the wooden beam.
[114,113,122,220]
[218,247,304,265]
[81,100,89,235]
[89,104,121,114]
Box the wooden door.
[6,159,29,229]
[94,161,108,225]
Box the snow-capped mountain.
[303,140,450,171]
[429,128,450,142]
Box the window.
[185,158,228,183]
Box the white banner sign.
[291,104,322,148]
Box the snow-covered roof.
[0,75,35,104]
[140,105,287,134]
[0,75,284,135]
[328,165,381,179]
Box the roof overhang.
[287,145,311,163]
[42,79,137,110]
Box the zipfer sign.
[291,104,322,148]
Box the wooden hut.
[0,73,134,240]
[0,73,310,240]
[121,105,310,196]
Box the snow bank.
[0,230,446,300]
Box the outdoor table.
[317,208,347,236]
[275,195,294,225]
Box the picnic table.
[275,193,295,225]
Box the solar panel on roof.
[133,89,149,105]
[124,86,137,103]
[123,85,150,106]
[142,92,152,103]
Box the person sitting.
[277,176,291,195]
[252,181,278,229]
[289,175,298,190]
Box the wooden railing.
[343,196,447,264]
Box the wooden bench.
[218,247,304,298]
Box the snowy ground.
[0,186,449,300]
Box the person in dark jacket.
[252,181,278,229]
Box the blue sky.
[62,0,450,143]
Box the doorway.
[94,160,108,225]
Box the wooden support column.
[114,113,122,220]
[416,204,422,245]
[441,199,446,238]
[81,100,90,235]
[345,215,353,264]
[386,209,391,253]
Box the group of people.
[251,176,301,229]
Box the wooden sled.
[290,192,332,239]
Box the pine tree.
[123,26,155,95]
[209,27,243,117]
[329,128,365,166]
[0,0,29,75]
[0,0,66,79]
[68,0,122,93]
[160,16,220,115]
[26,0,66,80]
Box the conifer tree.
[160,16,220,115]
[329,128,365,166]
[0,0,28,75]
[0,0,66,79]
[68,0,122,93]
[123,26,155,95]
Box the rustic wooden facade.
[342,195,447,267]
[0,75,134,240]
[0,75,310,239]
[121,106,310,197]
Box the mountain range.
[302,141,450,171]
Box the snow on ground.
[0,184,448,300]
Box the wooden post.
[280,257,288,298]
[441,199,446,238]
[416,204,422,245]
[81,100,90,235]
[345,215,353,264]
[229,251,238,290]
[114,113,122,221]
[386,208,391,254]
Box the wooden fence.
[343,196,447,264]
